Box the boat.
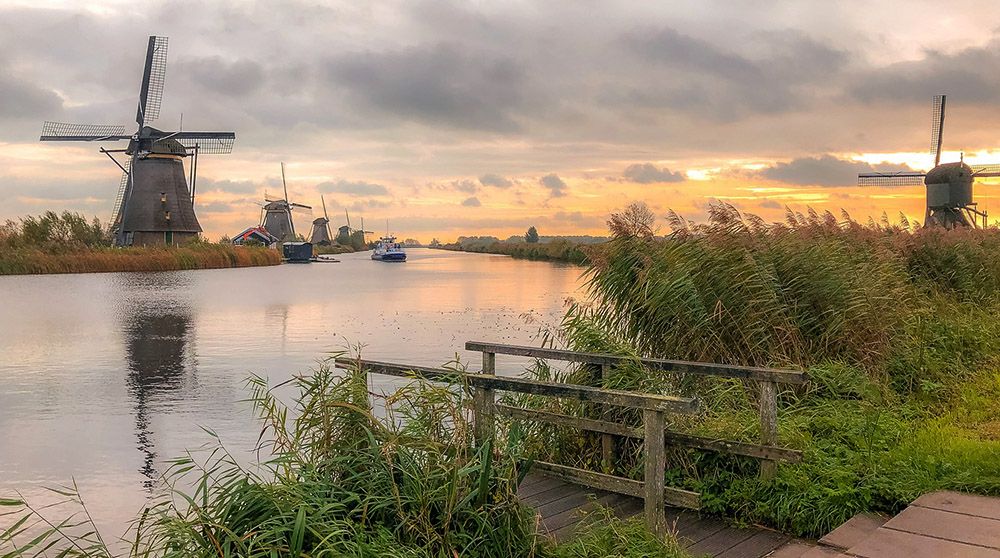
[371,236,407,262]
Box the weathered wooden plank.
[517,477,567,499]
[524,484,579,508]
[759,380,778,479]
[912,491,1000,521]
[644,409,668,539]
[465,341,807,385]
[541,491,623,533]
[535,489,601,519]
[883,506,1000,549]
[599,362,614,470]
[764,541,823,558]
[677,516,728,548]
[715,529,791,558]
[333,357,698,413]
[847,527,1000,558]
[686,526,757,557]
[497,404,802,462]
[472,351,496,446]
[532,460,701,510]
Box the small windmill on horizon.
[260,162,311,242]
[858,95,1000,228]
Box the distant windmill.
[39,36,235,246]
[309,195,333,245]
[858,94,1000,228]
[261,162,311,242]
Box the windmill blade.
[136,36,168,127]
[345,209,351,229]
[281,162,290,203]
[858,172,926,187]
[321,195,329,221]
[110,158,132,227]
[289,202,312,210]
[40,121,130,142]
[930,94,946,166]
[971,164,1000,177]
[173,136,235,154]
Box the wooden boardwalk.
[519,473,793,557]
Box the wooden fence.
[333,341,805,538]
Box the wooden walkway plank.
[686,526,758,556]
[911,491,1000,521]
[882,506,1000,549]
[716,529,791,558]
[817,513,886,550]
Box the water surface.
[0,248,582,536]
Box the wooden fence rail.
[333,344,806,539]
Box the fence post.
[643,408,667,539]
[600,363,614,471]
[759,380,778,479]
[473,351,497,447]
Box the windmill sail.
[930,94,946,167]
[37,35,236,246]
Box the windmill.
[260,162,311,242]
[858,95,1000,228]
[309,195,333,245]
[39,36,235,246]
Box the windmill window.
[165,211,171,221]
[160,192,167,204]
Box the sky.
[3,1,1000,242]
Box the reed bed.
[1,360,690,557]
[515,203,1000,537]
[439,238,589,264]
[0,244,281,275]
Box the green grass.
[438,238,590,264]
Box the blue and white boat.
[371,236,407,262]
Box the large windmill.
[309,195,333,245]
[39,36,236,246]
[858,95,1000,228]
[260,163,311,242]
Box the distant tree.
[218,235,232,245]
[429,238,441,247]
[608,201,657,238]
[525,226,539,243]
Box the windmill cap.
[925,161,973,185]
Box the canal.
[0,248,582,536]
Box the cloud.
[622,163,685,184]
[758,155,914,187]
[0,63,61,120]
[317,179,389,196]
[758,199,782,209]
[540,173,567,197]
[197,178,259,194]
[324,43,527,132]
[461,196,481,207]
[451,179,479,193]
[479,173,513,188]
[176,56,266,98]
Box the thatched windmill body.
[309,195,333,245]
[260,163,311,242]
[39,36,235,246]
[858,95,1000,228]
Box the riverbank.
[436,238,591,264]
[0,243,281,275]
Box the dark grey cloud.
[318,179,389,196]
[759,199,782,209]
[619,27,848,119]
[0,68,62,119]
[461,196,481,207]
[759,154,914,187]
[176,56,266,97]
[622,163,685,184]
[324,43,526,132]
[479,173,513,188]
[540,173,567,197]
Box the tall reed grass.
[518,203,1000,537]
[0,244,281,275]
